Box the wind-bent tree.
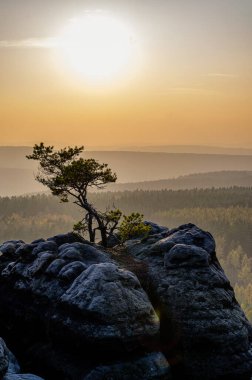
[26,143,118,247]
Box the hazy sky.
[0,0,251,147]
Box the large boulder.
[0,233,169,379]
[125,223,252,380]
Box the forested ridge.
[105,171,252,191]
[0,187,252,320]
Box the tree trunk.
[81,201,107,247]
[100,227,107,248]
[87,213,95,242]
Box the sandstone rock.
[58,243,108,264]
[46,232,85,246]
[164,244,210,268]
[84,352,171,380]
[126,223,252,379]
[0,338,9,377]
[0,241,24,259]
[58,247,84,261]
[0,337,44,380]
[0,233,168,379]
[58,261,87,282]
[144,221,169,236]
[44,258,66,277]
[150,224,215,256]
[30,239,45,245]
[25,252,56,277]
[5,346,20,375]
[32,241,58,256]
[122,222,169,257]
[15,245,36,261]
[60,262,158,341]
[1,223,249,379]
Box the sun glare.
[58,13,134,83]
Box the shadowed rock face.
[125,223,252,380]
[84,352,169,380]
[0,233,170,380]
[0,338,9,378]
[0,338,43,380]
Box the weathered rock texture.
[0,233,170,380]
[0,224,252,380]
[125,223,252,379]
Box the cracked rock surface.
[0,233,169,380]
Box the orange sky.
[0,0,252,148]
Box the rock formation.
[125,223,252,379]
[0,233,170,379]
[0,225,251,379]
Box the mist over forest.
[1,146,252,196]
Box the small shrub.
[118,213,151,244]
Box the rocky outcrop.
[0,233,170,380]
[125,223,252,379]
[0,224,252,380]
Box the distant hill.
[0,168,252,197]
[84,152,252,183]
[105,171,252,191]
[0,147,33,169]
[0,168,44,196]
[0,146,252,196]
[86,145,252,155]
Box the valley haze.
[0,145,252,196]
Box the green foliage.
[27,143,117,246]
[118,213,151,243]
[26,143,117,203]
[104,209,122,224]
[103,208,122,237]
[0,211,75,242]
[73,220,87,236]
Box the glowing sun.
[58,13,134,82]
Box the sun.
[58,13,134,83]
